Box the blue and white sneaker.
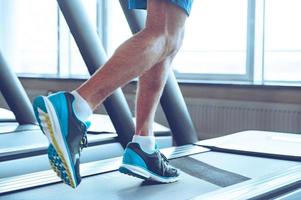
[119,142,179,183]
[33,92,89,188]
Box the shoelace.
[79,122,89,151]
[80,134,88,150]
[159,151,169,164]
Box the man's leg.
[135,59,172,137]
[119,1,187,183]
[33,0,187,187]
[130,59,172,155]
[76,0,187,110]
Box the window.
[106,1,132,56]
[1,0,301,85]
[58,0,97,77]
[174,0,248,78]
[264,0,301,83]
[0,0,58,74]
[0,0,95,77]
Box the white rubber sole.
[120,164,180,183]
[37,97,77,187]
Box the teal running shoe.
[119,142,179,183]
[33,92,89,188]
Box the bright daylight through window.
[173,0,248,76]
[264,0,301,83]
[0,0,300,85]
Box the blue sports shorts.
[128,0,193,16]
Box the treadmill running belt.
[170,157,250,187]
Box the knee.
[143,27,185,59]
[165,28,185,58]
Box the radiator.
[126,95,301,139]
[184,98,301,139]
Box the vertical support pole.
[57,0,135,147]
[119,0,198,145]
[0,52,36,125]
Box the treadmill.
[1,130,300,200]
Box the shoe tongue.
[85,121,91,129]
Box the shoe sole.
[33,96,78,188]
[119,164,179,183]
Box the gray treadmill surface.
[1,171,220,200]
[0,123,39,134]
[1,146,299,200]
[277,188,301,200]
[0,129,118,158]
[196,130,301,160]
[0,108,15,122]
[0,142,124,178]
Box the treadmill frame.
[0,52,36,125]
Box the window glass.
[67,0,96,77]
[173,0,248,75]
[2,0,58,74]
[106,0,132,56]
[264,0,301,82]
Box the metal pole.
[119,0,198,145]
[160,73,198,145]
[0,52,36,125]
[57,0,135,147]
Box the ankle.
[132,135,156,154]
[71,91,93,122]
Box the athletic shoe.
[119,142,179,183]
[33,92,89,188]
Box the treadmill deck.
[1,143,300,200]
